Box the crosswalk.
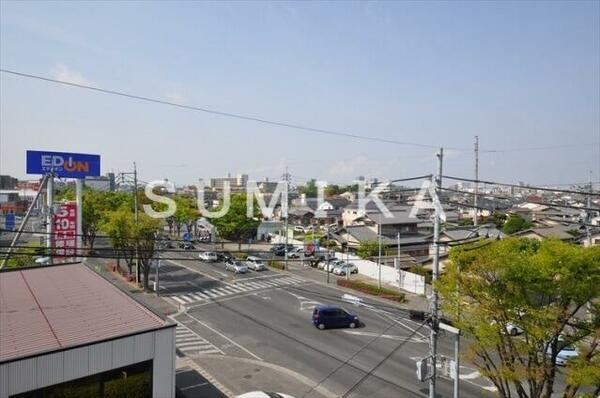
[167,275,307,305]
[175,324,224,356]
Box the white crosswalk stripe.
[167,275,307,305]
[175,325,223,356]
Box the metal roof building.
[0,263,176,398]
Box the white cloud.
[51,64,92,86]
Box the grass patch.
[337,279,406,303]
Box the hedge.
[337,279,406,303]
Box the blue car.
[312,305,359,330]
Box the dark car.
[312,305,359,330]
[272,244,294,256]
[216,252,232,262]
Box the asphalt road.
[152,247,498,398]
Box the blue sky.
[1,1,598,187]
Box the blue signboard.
[183,232,193,242]
[5,214,15,231]
[26,150,101,178]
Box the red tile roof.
[0,264,167,362]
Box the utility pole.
[586,171,593,247]
[283,166,290,271]
[430,148,444,398]
[326,227,330,284]
[133,162,140,285]
[474,136,479,226]
[119,163,140,284]
[377,223,382,289]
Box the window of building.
[12,360,153,398]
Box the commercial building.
[0,263,176,398]
[208,173,248,192]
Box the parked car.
[312,305,359,330]
[272,244,294,256]
[216,252,232,262]
[547,344,579,366]
[180,242,195,250]
[225,260,248,274]
[505,322,524,336]
[318,258,341,270]
[293,226,306,233]
[270,243,285,252]
[333,263,358,276]
[325,259,344,272]
[287,247,305,259]
[199,251,218,262]
[246,256,266,271]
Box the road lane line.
[183,312,263,361]
[172,296,187,304]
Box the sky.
[1,1,599,188]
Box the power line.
[443,175,599,196]
[439,187,598,212]
[1,68,466,150]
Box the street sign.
[53,202,77,258]
[4,214,15,231]
[26,150,101,178]
[183,232,193,242]
[416,358,428,382]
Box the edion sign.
[26,150,101,178]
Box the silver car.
[333,263,358,276]
[225,260,248,274]
[246,256,266,271]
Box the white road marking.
[184,312,263,361]
[172,296,187,304]
[342,330,427,343]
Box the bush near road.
[337,279,406,303]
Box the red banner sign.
[53,202,77,257]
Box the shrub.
[337,279,406,303]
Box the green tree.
[102,209,135,274]
[298,179,318,198]
[101,208,160,291]
[210,194,260,249]
[437,238,600,398]
[502,214,533,235]
[172,196,199,236]
[356,240,380,259]
[487,211,508,229]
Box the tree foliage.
[101,208,160,291]
[437,238,600,398]
[356,240,380,260]
[503,214,533,235]
[210,194,260,248]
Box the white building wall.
[0,327,176,398]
